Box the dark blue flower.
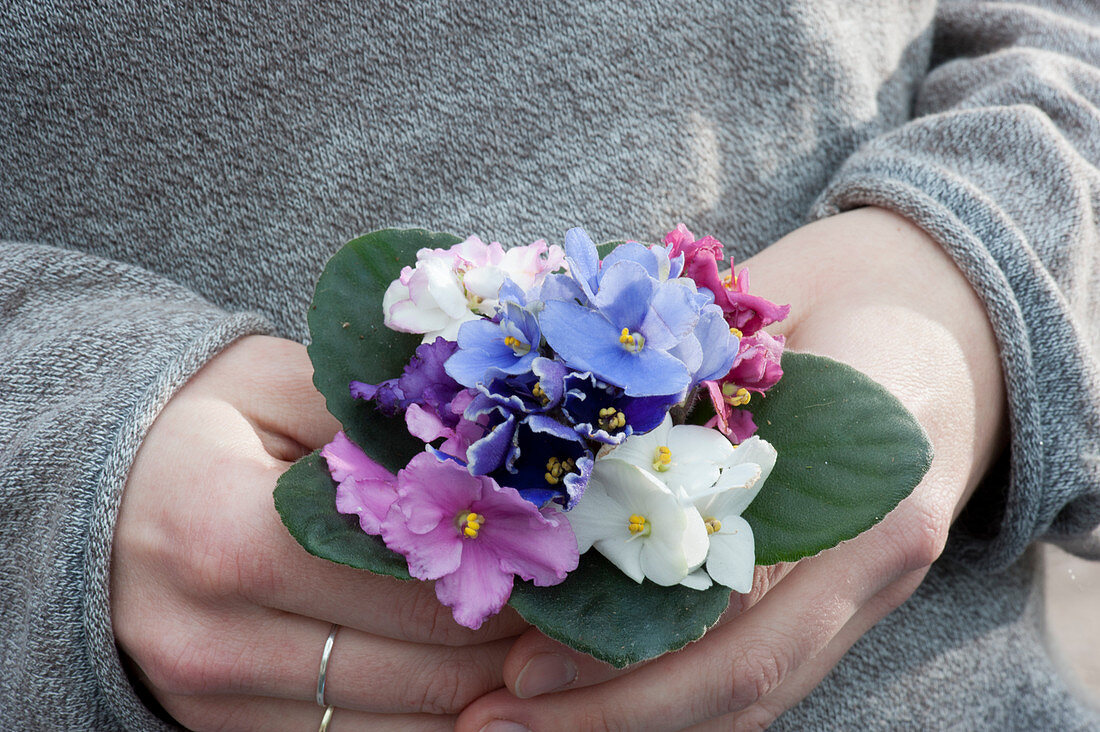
[493,415,594,509]
[461,357,570,476]
[560,372,677,445]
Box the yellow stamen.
[628,513,650,535]
[618,327,644,353]
[544,456,577,486]
[721,385,751,407]
[598,406,627,432]
[532,382,549,405]
[729,327,742,339]
[457,511,486,539]
[503,335,531,355]
[704,517,722,535]
[652,445,672,472]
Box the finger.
[500,562,796,698]
[239,462,529,645]
[202,335,342,452]
[685,570,927,732]
[143,609,513,715]
[159,693,455,732]
[456,524,910,732]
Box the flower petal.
[432,541,514,629]
[380,502,462,580]
[321,432,394,484]
[705,515,756,593]
[680,568,714,591]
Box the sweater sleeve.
[0,241,272,729]
[811,0,1100,571]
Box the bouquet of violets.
[276,225,931,666]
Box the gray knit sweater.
[2,1,1099,729]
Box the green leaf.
[746,352,933,564]
[306,228,461,474]
[596,240,626,259]
[508,553,731,668]
[274,451,411,580]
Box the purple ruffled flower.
[351,337,465,429]
[380,451,579,629]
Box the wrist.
[743,207,1007,516]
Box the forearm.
[0,241,270,729]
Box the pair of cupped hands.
[113,208,1006,731]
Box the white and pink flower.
[383,236,564,342]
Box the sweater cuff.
[84,312,273,730]
[810,159,1100,571]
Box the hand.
[455,208,1008,731]
[111,335,528,731]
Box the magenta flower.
[701,380,759,444]
[381,452,579,629]
[664,224,790,336]
[322,431,397,534]
[728,331,785,394]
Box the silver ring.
[318,704,335,732]
[316,624,340,706]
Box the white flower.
[681,437,777,593]
[600,415,777,593]
[605,414,737,491]
[383,256,480,341]
[565,459,708,586]
[383,236,564,343]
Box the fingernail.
[479,722,531,732]
[514,652,577,698]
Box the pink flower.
[701,380,758,445]
[381,452,579,629]
[322,432,397,535]
[382,236,564,342]
[728,331,785,394]
[664,224,790,336]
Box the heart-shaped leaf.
[274,451,411,579]
[306,229,461,474]
[746,352,933,564]
[508,554,731,667]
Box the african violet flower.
[351,337,466,429]
[564,459,708,586]
[679,437,777,592]
[540,228,736,398]
[665,224,790,336]
[494,414,595,509]
[380,451,579,629]
[322,431,397,535]
[561,372,677,445]
[603,415,738,491]
[701,380,758,444]
[383,235,563,342]
[444,279,542,387]
[727,330,785,394]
